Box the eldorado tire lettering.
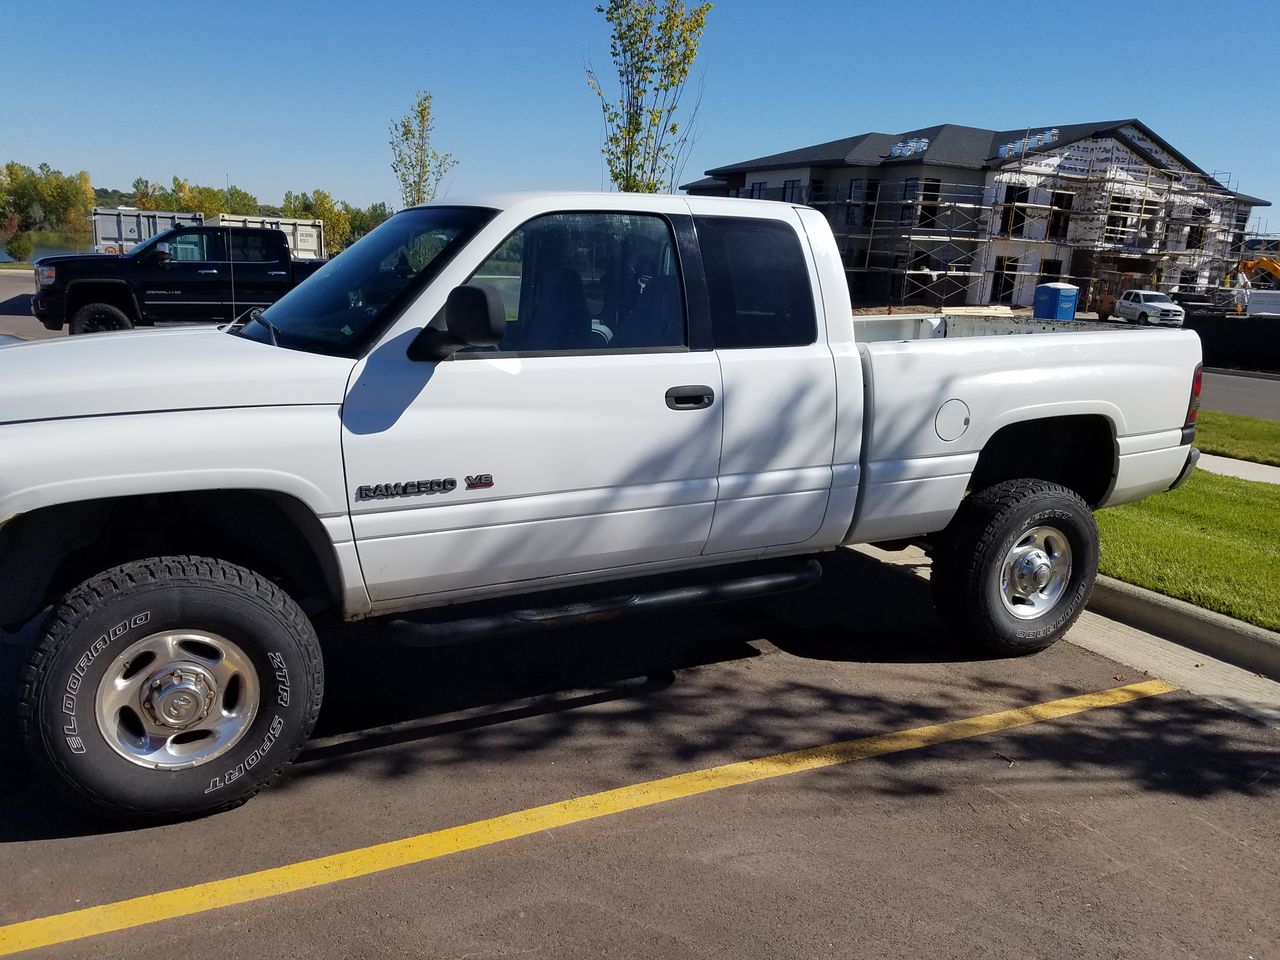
[60,611,151,754]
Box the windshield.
[239,206,495,357]
[1143,293,1173,303]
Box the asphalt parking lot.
[1,549,1277,959]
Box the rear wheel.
[19,556,323,818]
[70,303,133,335]
[931,479,1098,655]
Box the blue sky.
[2,0,1278,228]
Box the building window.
[1187,223,1206,250]
[862,179,880,230]
[1000,185,1030,237]
[1038,258,1063,285]
[900,178,919,226]
[919,179,941,229]
[782,179,803,203]
[748,181,766,200]
[993,255,1020,304]
[809,179,824,201]
[1047,191,1072,240]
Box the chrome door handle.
[267,271,287,276]
[198,269,219,275]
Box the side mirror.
[153,242,172,268]
[408,284,507,361]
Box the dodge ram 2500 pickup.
[0,193,1203,818]
[31,225,327,334]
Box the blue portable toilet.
[1033,282,1079,320]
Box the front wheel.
[19,556,323,818]
[1137,312,1150,326]
[69,303,134,335]
[931,479,1098,655]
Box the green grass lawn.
[1195,409,1280,467]
[1096,469,1280,631]
[0,261,32,270]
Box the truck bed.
[853,312,1135,342]
[845,313,1201,543]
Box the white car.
[1114,289,1186,326]
[0,192,1204,818]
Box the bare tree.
[389,91,458,207]
[587,0,712,193]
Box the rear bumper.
[1169,446,1200,491]
[30,290,66,330]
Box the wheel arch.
[968,413,1117,507]
[65,280,141,323]
[0,489,346,630]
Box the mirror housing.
[408,284,507,361]
[153,242,172,268]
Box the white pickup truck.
[0,193,1203,818]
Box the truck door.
[224,228,293,322]
[135,228,229,324]
[692,209,838,554]
[341,209,724,602]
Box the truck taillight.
[1186,363,1203,425]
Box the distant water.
[0,237,92,263]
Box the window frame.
[449,209,705,361]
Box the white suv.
[1114,290,1186,326]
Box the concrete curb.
[1088,575,1280,681]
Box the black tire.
[69,303,133,335]
[1137,312,1149,326]
[931,479,1098,656]
[18,556,323,819]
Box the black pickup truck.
[32,225,328,334]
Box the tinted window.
[228,231,284,263]
[695,216,817,349]
[465,212,685,353]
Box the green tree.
[587,0,711,193]
[342,200,392,243]
[389,91,457,207]
[5,231,34,262]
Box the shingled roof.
[687,119,1268,205]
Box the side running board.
[384,558,823,648]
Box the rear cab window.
[693,216,817,348]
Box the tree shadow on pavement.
[1,548,1276,842]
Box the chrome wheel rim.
[94,630,260,769]
[999,526,1073,620]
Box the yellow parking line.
[0,679,1176,956]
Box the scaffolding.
[793,133,1259,310]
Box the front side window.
[464,212,685,353]
[168,231,220,262]
[695,215,817,349]
[240,206,494,356]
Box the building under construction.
[682,119,1270,311]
